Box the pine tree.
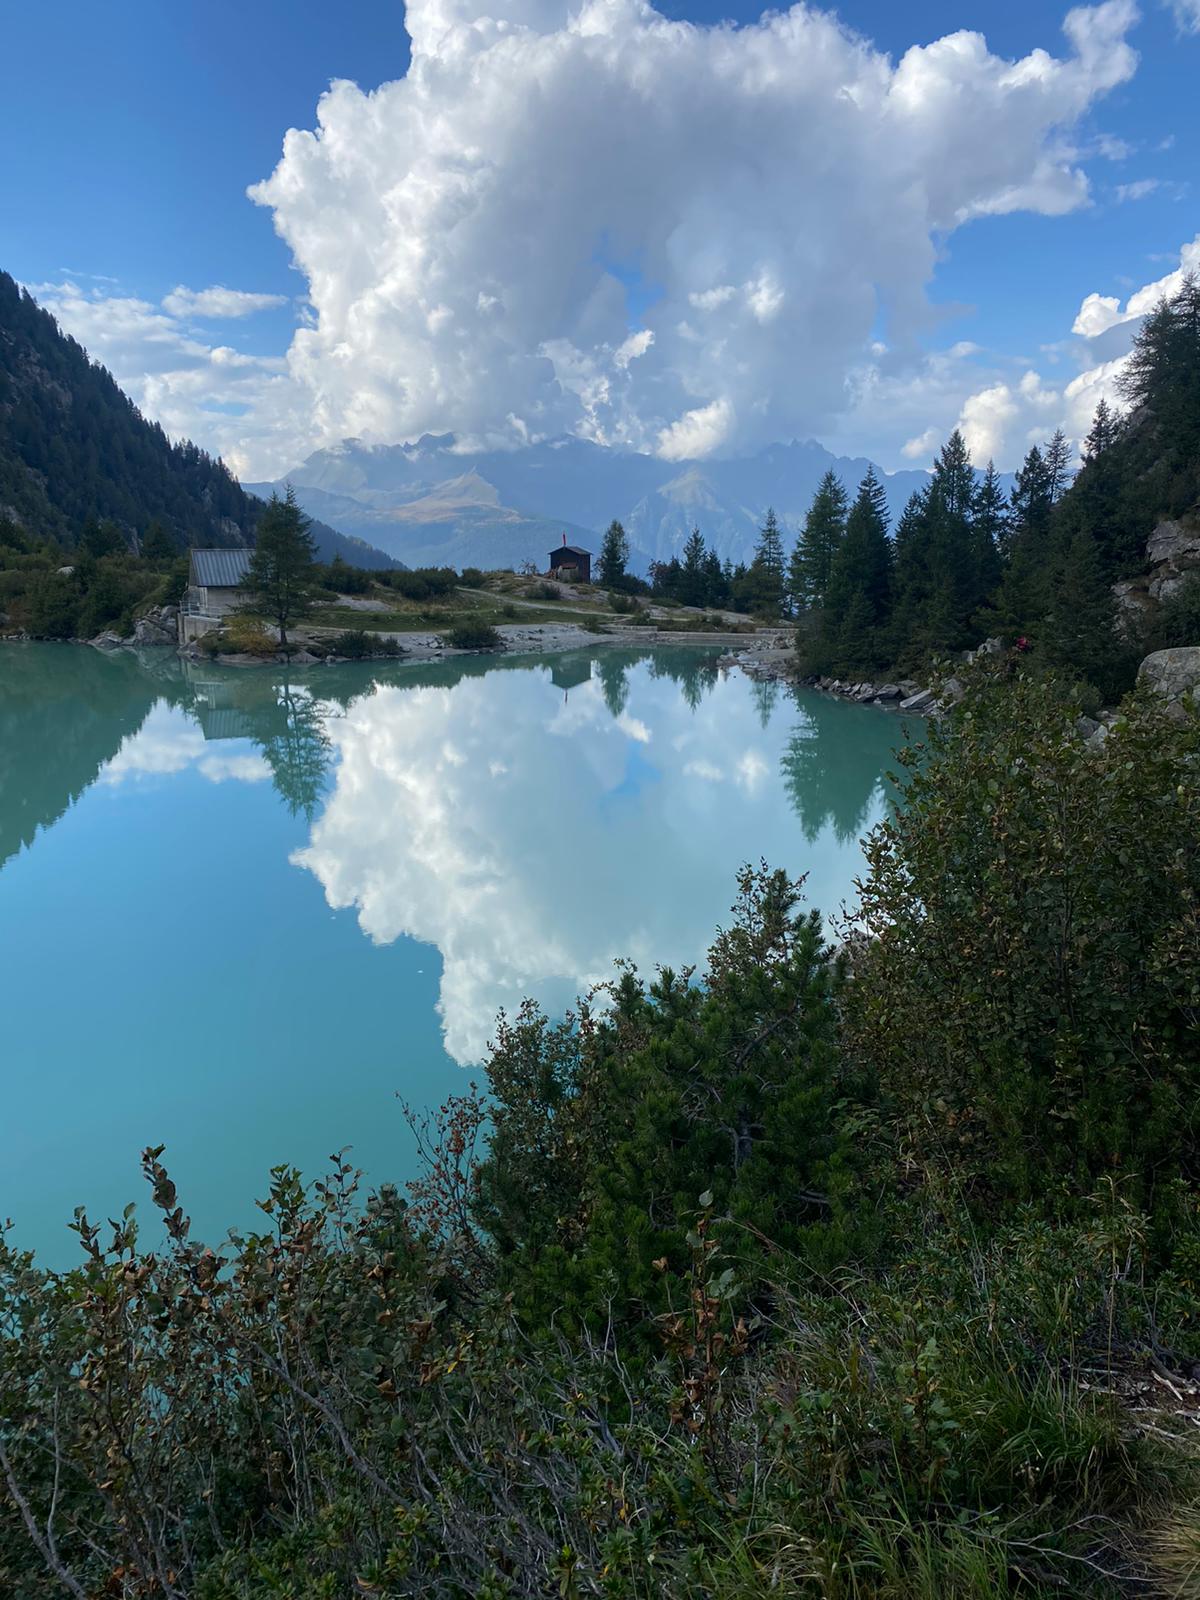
[1044,429,1074,504]
[788,472,847,611]
[1058,401,1130,575]
[701,548,727,608]
[748,507,786,614]
[80,519,125,559]
[809,468,892,675]
[246,487,319,650]
[598,519,630,587]
[1082,398,1120,463]
[996,446,1054,631]
[680,526,707,606]
[140,519,175,562]
[971,460,1006,604]
[1042,529,1132,703]
[889,433,983,663]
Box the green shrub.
[442,620,503,650]
[319,555,373,594]
[846,661,1200,1237]
[460,566,486,587]
[327,628,402,659]
[384,567,459,601]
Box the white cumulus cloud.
[949,231,1200,465]
[161,285,288,319]
[243,0,1141,465]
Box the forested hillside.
[0,272,394,569]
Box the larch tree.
[246,486,319,651]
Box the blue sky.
[2,0,1197,475]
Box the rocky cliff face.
[1114,517,1200,635]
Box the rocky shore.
[61,613,782,668]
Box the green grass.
[313,602,604,634]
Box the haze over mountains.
[248,434,945,574]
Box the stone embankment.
[716,639,942,713]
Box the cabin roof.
[190,548,254,588]
[550,544,590,558]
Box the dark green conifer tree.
[680,526,708,606]
[1044,429,1074,504]
[140,519,175,562]
[808,468,892,675]
[246,487,319,650]
[971,460,1006,605]
[788,471,847,611]
[598,519,630,587]
[995,445,1053,632]
[747,507,786,614]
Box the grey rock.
[899,688,935,712]
[56,565,75,577]
[873,684,902,701]
[939,677,965,706]
[1113,578,1155,629]
[1147,519,1200,569]
[1076,715,1100,739]
[1149,569,1192,604]
[134,616,175,646]
[1138,646,1200,705]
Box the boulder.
[56,565,76,578]
[1138,646,1200,707]
[134,616,175,646]
[899,688,935,712]
[873,684,902,701]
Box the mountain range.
[248,434,946,574]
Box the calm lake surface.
[1,641,913,1265]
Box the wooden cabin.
[547,539,591,583]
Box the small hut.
[547,536,591,584]
[186,549,254,618]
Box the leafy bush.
[318,555,373,594]
[442,620,504,650]
[202,614,277,657]
[460,566,486,587]
[846,661,1200,1237]
[608,589,641,614]
[327,628,403,659]
[383,567,459,602]
[524,580,560,600]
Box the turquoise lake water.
[0,642,913,1265]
